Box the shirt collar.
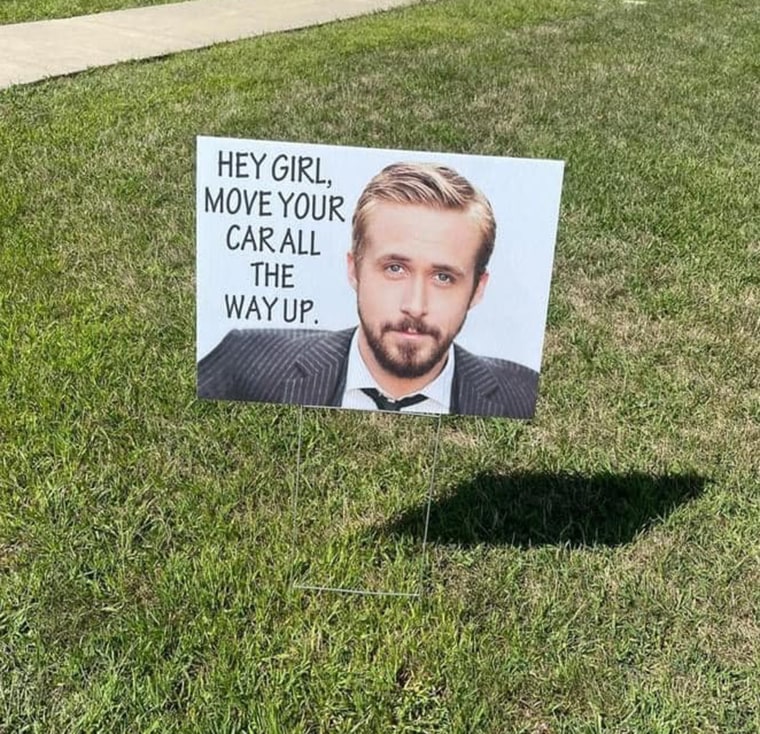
[343,329,454,411]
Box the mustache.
[381,318,441,339]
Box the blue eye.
[434,272,454,284]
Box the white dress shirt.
[340,330,453,414]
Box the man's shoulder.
[476,354,538,383]
[197,327,355,403]
[454,344,538,381]
[453,344,539,418]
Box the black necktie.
[361,388,427,412]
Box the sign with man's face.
[196,138,564,419]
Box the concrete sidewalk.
[0,0,415,90]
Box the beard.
[359,313,456,380]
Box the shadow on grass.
[383,471,708,548]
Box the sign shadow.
[382,471,707,548]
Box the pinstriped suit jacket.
[197,328,539,418]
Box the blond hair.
[351,162,496,279]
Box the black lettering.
[279,191,294,216]
[217,150,234,177]
[242,189,272,216]
[280,228,296,254]
[226,188,242,214]
[271,154,289,182]
[226,225,276,251]
[262,296,278,320]
[234,151,249,178]
[250,152,267,179]
[226,224,241,249]
[300,156,327,185]
[223,295,313,322]
[294,193,311,220]
[205,186,224,213]
[245,297,262,320]
[283,299,298,323]
[204,187,273,215]
[299,299,314,323]
[255,226,275,252]
[270,154,328,184]
[305,230,321,255]
[278,192,345,222]
[330,195,345,222]
[280,228,321,255]
[216,150,269,178]
[250,261,294,288]
[224,293,245,318]
[283,298,316,323]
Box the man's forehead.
[362,202,481,264]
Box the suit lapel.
[282,329,354,406]
[451,344,501,414]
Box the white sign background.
[196,137,564,372]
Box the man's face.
[348,202,488,390]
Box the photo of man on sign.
[198,161,539,417]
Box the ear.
[468,271,489,309]
[347,252,359,292]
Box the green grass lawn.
[1,0,759,731]
[0,0,185,24]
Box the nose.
[400,275,428,319]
